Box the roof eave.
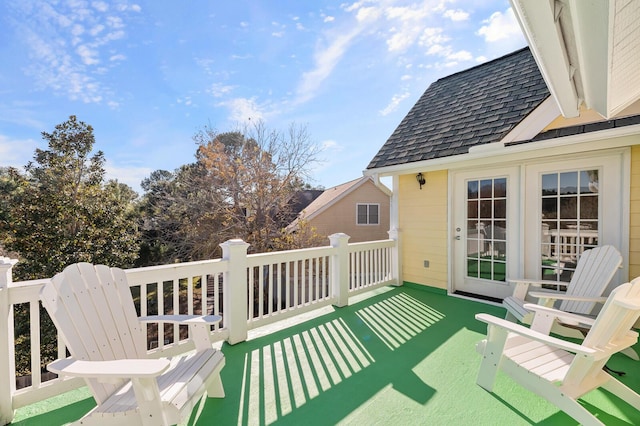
[510,0,582,118]
[365,122,640,178]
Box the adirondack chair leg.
[504,311,517,322]
[207,374,225,398]
[476,326,508,391]
[552,391,605,426]
[131,377,169,426]
[601,376,640,409]
[503,364,605,426]
[621,346,640,360]
[205,356,225,398]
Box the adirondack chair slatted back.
[559,245,622,314]
[41,263,147,404]
[582,277,640,351]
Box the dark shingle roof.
[367,47,550,170]
[505,114,640,146]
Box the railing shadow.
[196,286,498,425]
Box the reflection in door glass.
[541,170,599,282]
[466,178,506,281]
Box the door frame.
[522,150,628,292]
[448,148,629,301]
[450,166,521,300]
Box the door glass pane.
[541,169,599,282]
[466,178,507,282]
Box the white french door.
[452,167,519,300]
[523,153,625,290]
[451,151,626,302]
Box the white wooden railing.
[0,233,397,424]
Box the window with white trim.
[357,203,379,225]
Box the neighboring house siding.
[630,145,640,279]
[308,180,390,243]
[399,170,448,289]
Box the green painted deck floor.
[13,285,640,425]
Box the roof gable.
[367,47,550,170]
[287,176,389,231]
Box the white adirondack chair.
[503,245,622,338]
[476,277,640,426]
[40,263,226,426]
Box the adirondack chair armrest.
[138,315,222,351]
[508,278,565,287]
[475,313,596,356]
[138,314,222,325]
[507,278,566,300]
[528,291,607,304]
[523,303,601,331]
[48,357,170,379]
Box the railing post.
[0,258,18,425]
[329,233,350,307]
[388,228,402,286]
[220,239,250,345]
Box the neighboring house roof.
[367,47,550,170]
[287,176,390,232]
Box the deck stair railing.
[0,233,397,424]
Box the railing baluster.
[173,278,179,344]
[29,298,41,389]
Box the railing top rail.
[8,278,51,289]
[247,246,335,266]
[347,239,395,249]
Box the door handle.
[455,236,461,240]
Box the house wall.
[398,170,448,289]
[309,179,391,243]
[395,145,640,294]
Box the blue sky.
[0,0,526,193]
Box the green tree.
[2,115,140,280]
[1,116,142,379]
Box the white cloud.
[77,45,99,65]
[321,140,342,152]
[385,6,428,22]
[419,27,450,47]
[477,8,522,42]
[443,9,469,22]
[324,16,335,23]
[92,1,109,12]
[109,53,126,61]
[272,31,284,38]
[296,28,361,104]
[104,161,153,194]
[356,6,381,22]
[447,50,472,61]
[222,98,266,123]
[387,30,417,52]
[379,91,410,116]
[209,83,234,98]
[15,0,136,105]
[0,135,39,168]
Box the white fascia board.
[501,97,561,143]
[569,0,609,117]
[510,0,581,118]
[365,123,640,178]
